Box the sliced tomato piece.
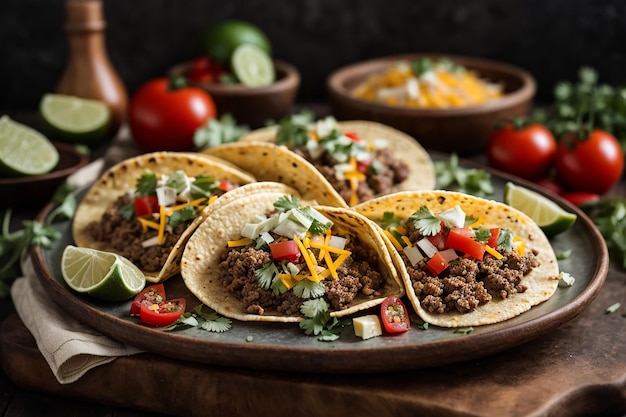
[269,240,301,263]
[219,180,236,192]
[344,131,361,142]
[134,196,160,217]
[427,226,448,250]
[446,227,486,260]
[380,295,411,333]
[425,252,449,276]
[139,297,186,327]
[130,284,165,316]
[486,228,500,249]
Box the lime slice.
[39,94,111,145]
[231,44,275,87]
[0,115,60,177]
[61,245,146,302]
[504,182,577,237]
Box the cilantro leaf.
[168,206,197,227]
[193,113,250,150]
[292,280,326,299]
[408,206,441,236]
[498,228,515,252]
[136,171,157,196]
[276,111,315,148]
[473,228,491,243]
[381,211,403,230]
[190,175,219,199]
[435,153,494,196]
[255,262,279,290]
[274,195,301,212]
[300,297,329,318]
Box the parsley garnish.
[435,153,494,196]
[274,195,301,212]
[408,206,441,236]
[171,304,232,332]
[136,171,157,196]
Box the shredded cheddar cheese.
[485,245,503,260]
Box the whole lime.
[200,20,272,66]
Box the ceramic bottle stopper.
[55,0,128,135]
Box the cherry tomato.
[534,178,565,195]
[554,129,624,194]
[445,227,486,260]
[380,295,411,334]
[486,123,557,181]
[187,56,225,84]
[130,284,165,317]
[133,196,159,217]
[269,240,301,263]
[561,191,600,207]
[139,297,186,327]
[128,77,217,152]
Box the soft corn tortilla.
[203,120,436,207]
[180,187,406,322]
[354,190,561,327]
[72,151,257,283]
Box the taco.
[354,190,560,327]
[180,187,405,322]
[202,115,435,207]
[72,151,257,283]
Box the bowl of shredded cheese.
[327,54,536,153]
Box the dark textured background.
[2,0,626,109]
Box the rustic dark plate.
[31,155,608,374]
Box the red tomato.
[187,56,225,84]
[555,129,624,194]
[486,228,500,249]
[130,284,165,317]
[128,77,217,152]
[425,252,449,276]
[344,131,361,142]
[380,295,411,334]
[487,123,557,181]
[446,228,486,260]
[133,196,159,217]
[269,240,301,263]
[561,191,600,207]
[426,227,448,250]
[219,180,236,192]
[534,178,565,195]
[139,297,186,327]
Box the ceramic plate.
[32,155,609,373]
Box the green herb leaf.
[168,206,197,227]
[292,280,326,299]
[136,171,157,196]
[255,262,279,290]
[274,195,301,212]
[473,228,491,243]
[276,111,315,148]
[452,327,474,335]
[170,304,232,332]
[408,206,441,236]
[193,113,250,150]
[381,211,403,230]
[497,228,515,252]
[435,153,494,196]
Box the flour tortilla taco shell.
[203,120,435,207]
[354,190,560,327]
[180,188,405,322]
[72,151,257,283]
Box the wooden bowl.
[327,54,536,154]
[0,142,89,208]
[170,60,300,128]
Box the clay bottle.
[55,0,128,136]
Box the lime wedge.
[39,94,111,145]
[231,44,275,87]
[61,245,146,302]
[504,182,577,237]
[0,115,60,177]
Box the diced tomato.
[380,295,411,334]
[344,131,361,142]
[425,252,449,276]
[219,180,236,192]
[446,227,486,260]
[427,226,448,250]
[356,156,373,174]
[139,297,186,327]
[134,196,160,217]
[486,228,500,249]
[130,284,165,316]
[269,240,301,263]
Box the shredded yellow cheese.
[294,235,319,283]
[383,229,404,251]
[279,273,297,290]
[157,205,167,245]
[228,237,253,247]
[137,217,160,233]
[485,245,503,260]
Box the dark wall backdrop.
[2,0,626,109]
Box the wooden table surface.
[0,110,625,417]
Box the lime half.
[0,115,60,177]
[504,182,577,237]
[61,245,146,302]
[231,44,275,87]
[39,94,111,145]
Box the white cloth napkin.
[10,126,145,384]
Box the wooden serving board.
[2,297,625,417]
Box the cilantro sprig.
[435,153,494,196]
[299,298,348,342]
[170,304,232,333]
[579,196,626,269]
[193,113,250,150]
[407,206,441,236]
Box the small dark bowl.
[169,60,301,128]
[327,54,536,154]
[0,142,89,209]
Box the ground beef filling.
[405,224,540,315]
[85,194,192,272]
[218,234,385,316]
[294,147,410,204]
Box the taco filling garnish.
[180,187,404,323]
[355,190,560,327]
[85,169,239,273]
